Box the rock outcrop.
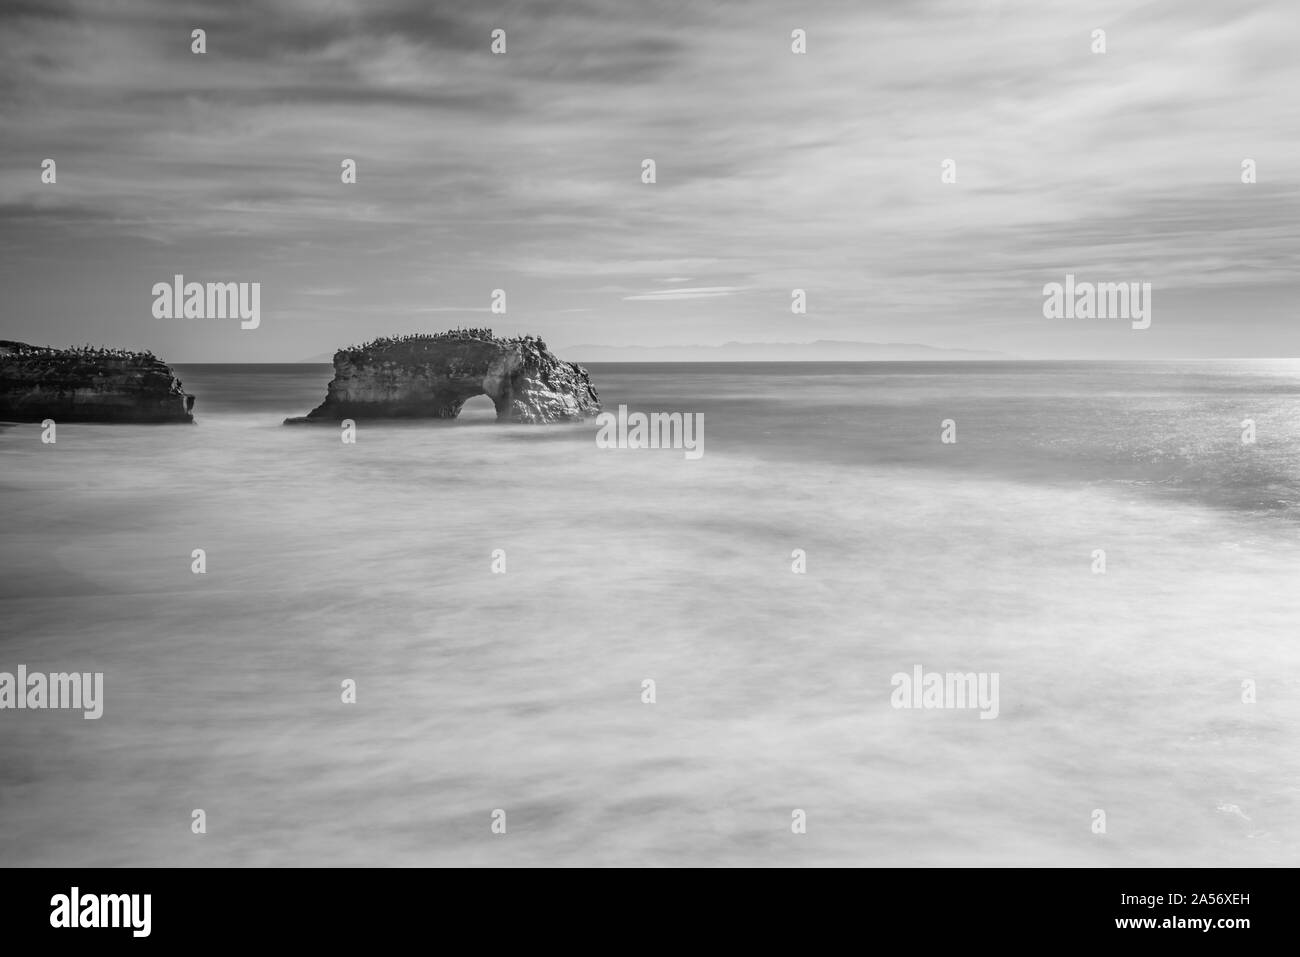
[286,330,600,424]
[0,340,195,423]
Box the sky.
[0,0,1297,361]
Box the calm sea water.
[2,361,1298,866]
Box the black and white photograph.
[0,0,1293,933]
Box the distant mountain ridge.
[561,340,1013,362]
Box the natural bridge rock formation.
[287,331,600,425]
[0,340,195,423]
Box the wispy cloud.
[623,286,745,302]
[411,306,493,314]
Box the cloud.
[623,286,746,301]
[0,0,1296,359]
[411,306,493,313]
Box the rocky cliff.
[0,340,195,423]
[287,331,600,424]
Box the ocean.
[1,361,1297,866]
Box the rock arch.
[286,332,600,425]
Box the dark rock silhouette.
[285,329,600,424]
[0,340,195,423]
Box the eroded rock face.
[287,333,600,424]
[0,340,195,424]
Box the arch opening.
[457,393,499,423]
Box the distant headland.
[562,340,1013,362]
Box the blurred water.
[1,361,1297,866]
